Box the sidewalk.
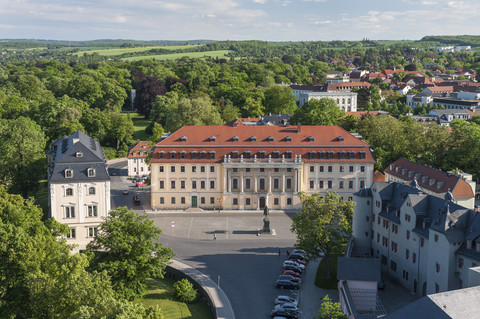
[299,258,338,319]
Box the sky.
[1,0,480,41]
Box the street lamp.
[217,197,222,213]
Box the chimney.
[297,123,301,134]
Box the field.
[73,45,201,56]
[122,50,232,61]
[135,278,213,319]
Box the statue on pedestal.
[263,205,271,233]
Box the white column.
[228,169,231,193]
[254,168,258,192]
[268,168,272,193]
[294,169,298,193]
[223,167,227,193]
[78,183,84,223]
[240,167,244,193]
[282,169,286,193]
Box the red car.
[289,258,307,265]
[283,270,301,278]
[136,182,146,187]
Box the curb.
[168,260,235,319]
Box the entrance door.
[192,196,197,207]
[259,197,266,209]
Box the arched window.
[88,187,96,195]
[342,98,345,104]
[66,188,73,196]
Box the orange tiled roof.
[373,170,385,182]
[385,158,474,198]
[128,141,151,158]
[151,125,375,164]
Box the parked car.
[274,295,298,306]
[136,182,146,187]
[283,260,305,270]
[278,275,301,284]
[274,302,299,312]
[289,253,306,261]
[292,249,306,255]
[283,270,301,278]
[276,279,299,290]
[122,189,129,195]
[283,264,303,274]
[288,258,307,265]
[271,308,299,319]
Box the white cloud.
[252,0,267,3]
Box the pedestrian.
[278,249,281,256]
[286,250,290,256]
[213,234,217,240]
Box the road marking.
[187,217,194,238]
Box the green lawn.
[121,50,232,62]
[130,113,150,141]
[315,255,339,289]
[73,45,201,56]
[135,278,213,319]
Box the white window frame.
[65,187,74,196]
[86,205,98,217]
[67,227,76,239]
[88,186,96,195]
[87,226,98,238]
[65,169,73,178]
[64,206,75,219]
[87,168,96,177]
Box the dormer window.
[337,136,344,142]
[180,151,186,159]
[307,136,314,142]
[422,176,429,184]
[170,151,176,159]
[258,151,266,159]
[286,151,292,159]
[191,151,197,159]
[66,188,73,196]
[250,136,256,142]
[232,151,239,159]
[87,168,95,177]
[360,151,366,159]
[318,151,325,159]
[273,151,280,159]
[200,151,206,159]
[285,136,292,142]
[180,136,187,142]
[232,136,239,142]
[309,151,316,159]
[267,136,274,142]
[209,136,216,142]
[158,151,164,159]
[327,151,334,160]
[209,151,215,160]
[65,169,73,178]
[76,152,83,158]
[140,151,143,156]
[348,151,355,159]
[133,151,137,156]
[339,151,346,159]
[245,151,251,159]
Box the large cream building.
[47,131,111,250]
[150,122,374,210]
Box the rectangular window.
[160,197,164,204]
[88,187,96,195]
[274,168,279,173]
[233,198,238,205]
[434,234,439,242]
[360,180,365,188]
[259,178,265,190]
[406,249,410,260]
[181,197,186,204]
[201,166,205,173]
[328,166,333,173]
[87,227,98,238]
[319,180,324,189]
[286,178,292,189]
[192,166,197,173]
[87,205,98,217]
[413,253,416,264]
[210,166,215,173]
[319,166,324,172]
[349,180,354,189]
[159,166,164,173]
[181,181,185,189]
[171,166,175,173]
[259,168,265,173]
[246,168,251,173]
[274,198,279,205]
[273,178,279,189]
[192,181,197,189]
[201,197,205,204]
[67,228,76,239]
[245,198,251,205]
[180,166,185,173]
[65,206,75,218]
[339,166,344,173]
[421,238,424,247]
[245,178,251,189]
[310,166,315,172]
[201,181,206,189]
[232,178,238,189]
[171,181,176,189]
[233,168,238,173]
[328,181,332,189]
[210,197,215,204]
[361,166,365,172]
[171,197,176,204]
[210,180,215,189]
[459,258,464,268]
[339,181,344,189]
[287,198,292,205]
[407,230,410,240]
[159,180,165,189]
[349,166,354,172]
[287,168,292,173]
[310,180,314,189]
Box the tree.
[315,295,347,319]
[87,207,175,300]
[290,98,345,126]
[0,117,46,196]
[0,187,116,319]
[264,85,297,114]
[291,192,354,279]
[135,76,167,118]
[173,279,197,303]
[150,122,164,146]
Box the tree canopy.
[290,98,345,126]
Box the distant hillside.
[0,39,216,48]
[419,35,480,47]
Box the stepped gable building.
[353,181,480,297]
[150,124,375,210]
[127,141,152,177]
[384,158,476,209]
[47,130,110,250]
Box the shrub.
[173,279,197,303]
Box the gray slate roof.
[337,257,381,282]
[48,130,110,183]
[385,286,480,319]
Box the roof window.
[76,152,83,158]
[209,136,216,142]
[307,136,314,142]
[337,136,344,142]
[250,136,256,142]
[232,136,239,142]
[180,136,187,142]
[267,136,274,142]
[285,136,292,142]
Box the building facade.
[127,141,152,177]
[298,91,358,111]
[150,124,374,210]
[353,181,480,297]
[47,131,111,250]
